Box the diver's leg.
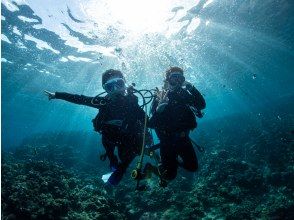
[160,138,178,180]
[178,138,198,172]
[107,136,137,185]
[102,135,118,169]
[118,144,137,171]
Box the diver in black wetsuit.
[44,69,147,185]
[149,67,206,183]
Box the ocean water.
[1,0,294,219]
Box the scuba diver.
[44,69,148,185]
[148,66,206,184]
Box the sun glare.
[84,0,171,34]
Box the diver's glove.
[183,81,193,92]
[44,90,56,100]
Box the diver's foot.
[107,168,124,186]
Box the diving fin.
[102,172,113,183]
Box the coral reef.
[2,114,293,219]
[1,158,127,220]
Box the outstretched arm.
[44,90,104,109]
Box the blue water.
[1,0,293,148]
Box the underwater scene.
[1,0,294,219]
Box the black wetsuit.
[148,86,206,180]
[55,92,146,185]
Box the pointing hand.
[44,90,56,100]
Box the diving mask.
[168,72,185,87]
[103,77,126,93]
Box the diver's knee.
[184,162,198,172]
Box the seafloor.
[2,110,293,220]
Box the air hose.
[129,87,168,189]
[128,87,150,190]
[91,91,107,106]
